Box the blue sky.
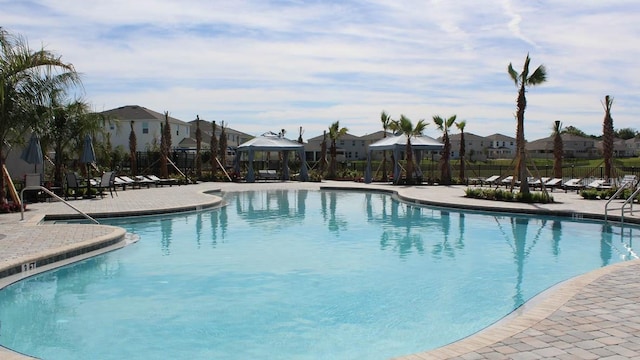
[2,0,639,141]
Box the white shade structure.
[235,132,309,182]
[364,134,444,183]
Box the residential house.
[179,118,253,151]
[447,132,488,161]
[527,133,599,159]
[485,134,516,159]
[100,105,191,152]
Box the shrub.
[465,188,554,204]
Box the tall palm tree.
[433,115,457,185]
[195,115,202,178]
[552,120,563,179]
[0,28,79,204]
[210,120,218,174]
[380,110,392,181]
[129,121,137,176]
[508,53,547,194]
[160,112,171,178]
[602,95,614,180]
[219,121,227,169]
[328,121,348,179]
[455,119,467,183]
[389,115,428,184]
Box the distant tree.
[160,111,172,178]
[508,53,547,194]
[210,121,218,174]
[602,95,614,180]
[195,115,202,177]
[615,127,637,140]
[129,121,137,176]
[561,125,589,138]
[297,126,304,144]
[328,121,348,179]
[320,130,327,173]
[455,119,467,183]
[389,115,428,184]
[552,120,563,178]
[433,115,457,185]
[380,110,392,182]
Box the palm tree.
[328,121,348,179]
[160,112,171,178]
[219,121,227,169]
[389,115,428,184]
[0,28,79,204]
[433,115,457,185]
[195,115,202,178]
[129,121,137,176]
[508,53,547,194]
[552,120,563,179]
[455,119,467,183]
[210,120,218,174]
[602,95,614,180]
[380,110,392,182]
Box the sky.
[2,0,639,141]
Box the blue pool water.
[0,190,637,359]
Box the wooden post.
[2,164,20,205]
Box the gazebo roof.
[236,132,303,151]
[367,134,443,151]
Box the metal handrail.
[620,187,640,225]
[604,181,633,222]
[20,186,99,224]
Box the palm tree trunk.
[516,83,530,194]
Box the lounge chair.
[527,177,550,189]
[97,171,117,198]
[543,178,563,191]
[500,176,515,187]
[562,178,584,193]
[618,175,637,188]
[115,176,139,190]
[146,174,179,187]
[134,175,156,188]
[118,175,152,189]
[65,172,88,200]
[586,179,612,190]
[481,175,501,187]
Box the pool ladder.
[604,182,640,224]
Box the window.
[347,152,352,158]
[176,125,179,136]
[340,140,344,146]
[510,141,514,146]
[355,152,358,158]
[142,122,149,134]
[109,124,115,130]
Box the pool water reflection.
[0,190,637,360]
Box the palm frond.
[527,65,547,85]
[507,63,519,85]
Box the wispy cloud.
[2,0,639,140]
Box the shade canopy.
[365,134,444,183]
[80,134,96,164]
[235,132,308,182]
[20,133,43,165]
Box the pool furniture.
[134,175,156,188]
[500,176,515,187]
[97,171,117,198]
[257,169,279,181]
[543,178,563,191]
[146,174,179,187]
[562,178,584,193]
[481,175,501,187]
[65,172,88,199]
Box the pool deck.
[1,181,639,359]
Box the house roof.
[100,105,187,124]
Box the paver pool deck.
[1,181,639,359]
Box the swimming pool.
[0,190,636,359]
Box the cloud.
[2,0,639,140]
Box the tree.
[160,111,172,178]
[389,115,428,184]
[602,95,614,180]
[615,127,637,140]
[195,115,202,178]
[552,120,563,179]
[508,54,547,194]
[328,121,348,179]
[433,115,457,185]
[210,120,218,174]
[561,125,589,138]
[455,119,467,183]
[129,121,137,176]
[0,28,79,204]
[219,121,227,169]
[380,110,392,182]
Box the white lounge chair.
[544,178,563,191]
[563,178,584,193]
[481,175,501,187]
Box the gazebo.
[364,134,444,183]
[235,132,309,182]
